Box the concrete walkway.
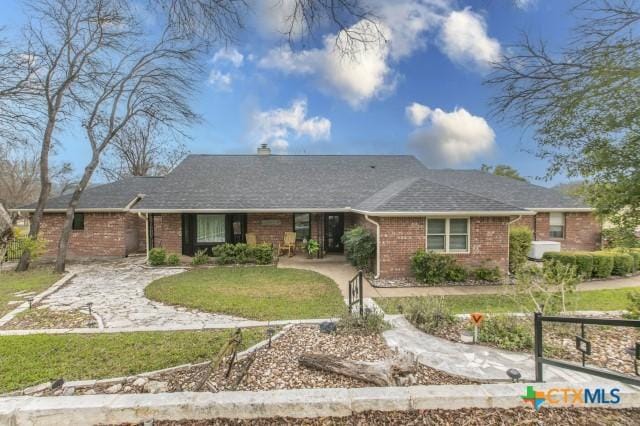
[370,274,640,298]
[383,315,602,383]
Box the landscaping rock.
[144,381,169,394]
[133,377,148,387]
[105,384,123,394]
[62,387,75,396]
[318,321,337,334]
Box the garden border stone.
[1,382,639,425]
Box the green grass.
[0,328,266,393]
[375,287,639,315]
[145,267,345,321]
[0,269,61,317]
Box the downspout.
[364,214,380,279]
[138,212,149,261]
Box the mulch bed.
[420,314,639,376]
[369,276,509,288]
[37,325,475,397]
[0,307,96,330]
[113,407,640,425]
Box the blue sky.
[1,0,577,186]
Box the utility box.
[528,241,561,260]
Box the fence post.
[358,270,363,317]
[534,312,543,382]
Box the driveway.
[39,258,242,329]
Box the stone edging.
[1,381,639,425]
[0,272,76,327]
[1,324,293,397]
[0,318,332,336]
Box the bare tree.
[14,0,133,271]
[54,26,200,272]
[100,117,188,181]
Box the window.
[293,213,311,240]
[426,218,469,252]
[196,214,225,243]
[549,212,565,239]
[72,213,84,231]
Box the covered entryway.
[324,213,344,253]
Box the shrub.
[191,248,209,266]
[166,253,180,266]
[337,309,388,335]
[573,252,594,278]
[411,250,454,285]
[213,243,237,264]
[629,251,640,272]
[342,226,376,270]
[234,243,250,264]
[476,315,533,351]
[400,297,456,334]
[611,252,634,276]
[148,248,166,266]
[7,228,46,261]
[591,252,614,278]
[543,251,593,279]
[306,239,320,257]
[445,263,468,282]
[509,226,532,273]
[251,243,273,265]
[624,291,640,319]
[473,264,502,282]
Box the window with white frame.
[196,214,226,243]
[549,212,565,239]
[426,218,469,252]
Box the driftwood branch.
[298,351,417,387]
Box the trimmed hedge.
[148,248,167,266]
[212,242,273,265]
[611,253,634,276]
[543,250,622,279]
[509,226,532,273]
[592,253,614,278]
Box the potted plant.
[307,239,320,258]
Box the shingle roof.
[16,154,589,213]
[19,176,163,210]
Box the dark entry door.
[324,213,344,252]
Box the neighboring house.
[12,145,601,278]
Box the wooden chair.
[278,232,297,257]
[245,233,257,246]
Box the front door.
[324,213,344,252]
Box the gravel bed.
[418,314,639,376]
[33,325,475,397]
[114,407,640,425]
[0,306,96,330]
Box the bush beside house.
[342,226,376,270]
[543,249,640,279]
[509,226,532,273]
[410,250,502,286]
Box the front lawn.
[145,267,345,320]
[375,287,639,315]
[0,269,61,317]
[0,328,266,393]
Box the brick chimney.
[257,143,271,156]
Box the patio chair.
[278,231,297,257]
[245,233,257,246]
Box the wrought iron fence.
[3,239,25,261]
[348,270,363,316]
[534,312,640,385]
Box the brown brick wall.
[511,212,601,251]
[39,212,132,257]
[247,213,294,247]
[373,216,510,279]
[152,214,182,254]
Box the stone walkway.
[38,258,242,329]
[383,315,602,384]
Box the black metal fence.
[348,270,363,316]
[534,312,640,385]
[3,239,25,261]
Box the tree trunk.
[298,352,417,387]
[15,115,55,272]
[54,154,100,273]
[0,203,13,262]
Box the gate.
[534,312,640,385]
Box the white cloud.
[251,99,331,153]
[407,103,496,166]
[258,0,445,108]
[439,7,501,71]
[405,102,432,126]
[207,70,232,91]
[212,48,244,67]
[514,0,536,10]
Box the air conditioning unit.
[528,241,561,260]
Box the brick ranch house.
[14,146,601,278]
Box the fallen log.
[298,351,417,386]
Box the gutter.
[364,215,381,279]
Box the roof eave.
[351,209,535,217]
[129,207,352,213]
[526,207,595,212]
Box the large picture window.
[293,213,311,240]
[426,218,469,253]
[196,214,225,243]
[549,212,565,239]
